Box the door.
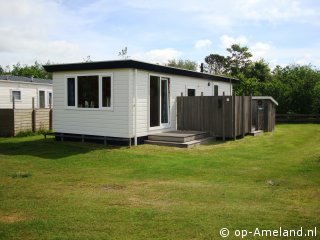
[150,76,169,128]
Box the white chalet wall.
[52,69,131,138]
[134,70,233,137]
[0,80,52,109]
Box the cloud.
[195,39,212,49]
[239,0,317,23]
[133,48,182,63]
[251,42,272,60]
[220,35,248,49]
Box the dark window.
[102,76,111,107]
[161,78,168,123]
[214,85,219,96]
[48,92,53,107]
[39,90,45,108]
[78,76,99,108]
[150,76,160,127]
[67,78,75,106]
[12,91,21,101]
[187,89,195,96]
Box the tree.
[166,59,198,71]
[0,65,3,74]
[10,61,52,79]
[204,54,228,74]
[226,44,252,76]
[118,47,129,59]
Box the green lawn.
[0,124,319,240]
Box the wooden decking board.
[145,137,214,148]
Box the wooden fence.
[0,97,52,137]
[276,114,320,123]
[177,95,252,139]
[0,108,52,136]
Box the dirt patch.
[102,184,126,191]
[0,213,27,223]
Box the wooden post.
[12,96,15,109]
[49,109,52,130]
[242,95,245,137]
[249,94,252,132]
[12,96,15,136]
[222,92,225,141]
[233,92,236,140]
[32,97,36,132]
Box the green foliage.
[204,54,228,74]
[226,44,253,76]
[10,61,52,79]
[15,130,51,137]
[205,44,320,114]
[166,59,198,71]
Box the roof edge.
[43,59,239,83]
[252,96,278,106]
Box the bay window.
[66,74,113,109]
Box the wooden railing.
[276,114,320,123]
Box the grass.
[0,124,319,239]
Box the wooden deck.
[145,131,213,148]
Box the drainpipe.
[229,77,232,96]
[133,69,138,146]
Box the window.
[39,90,45,108]
[214,85,219,96]
[102,76,111,107]
[48,92,53,107]
[78,76,99,108]
[150,76,169,128]
[67,78,75,106]
[66,74,113,109]
[187,88,195,96]
[11,90,21,101]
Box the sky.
[0,0,320,69]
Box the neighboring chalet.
[43,59,238,145]
[0,75,53,109]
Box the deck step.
[249,130,264,136]
[148,131,209,143]
[145,137,214,148]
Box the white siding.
[133,70,233,137]
[52,69,130,138]
[0,80,52,109]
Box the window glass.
[12,91,21,101]
[39,90,45,108]
[102,76,111,107]
[67,78,75,106]
[48,92,53,107]
[214,85,219,96]
[78,76,99,108]
[161,79,168,123]
[188,89,195,96]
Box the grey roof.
[0,75,52,85]
[252,96,278,106]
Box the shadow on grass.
[0,137,124,160]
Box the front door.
[150,76,169,128]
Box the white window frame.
[38,89,46,108]
[10,90,22,102]
[64,73,113,111]
[148,74,170,130]
[48,91,53,108]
